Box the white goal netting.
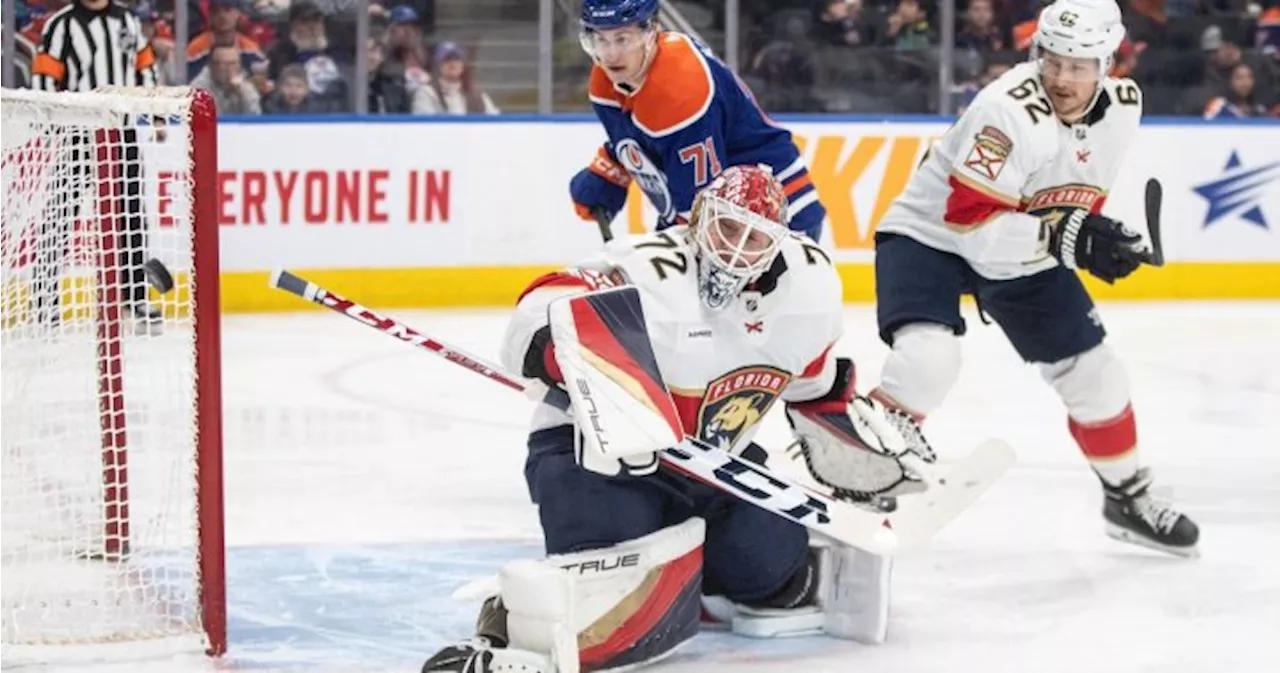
[1,86,223,657]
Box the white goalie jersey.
[501,226,846,454]
[878,61,1143,280]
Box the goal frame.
[3,86,227,657]
[188,88,228,658]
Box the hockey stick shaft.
[591,207,615,243]
[267,268,901,554]
[267,269,550,401]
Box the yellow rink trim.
[835,261,1280,302]
[219,261,1280,313]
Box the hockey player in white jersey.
[869,0,1199,556]
[420,165,935,673]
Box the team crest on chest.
[696,366,790,449]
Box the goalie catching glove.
[786,357,935,501]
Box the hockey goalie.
[420,166,938,673]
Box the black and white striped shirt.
[31,0,157,92]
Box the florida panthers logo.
[615,138,675,222]
[696,366,789,450]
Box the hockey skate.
[422,596,549,673]
[421,636,527,673]
[1101,468,1199,558]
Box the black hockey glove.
[1048,209,1147,284]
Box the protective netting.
[1,87,218,654]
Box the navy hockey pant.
[524,425,808,605]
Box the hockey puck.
[144,258,175,294]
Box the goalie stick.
[267,269,1011,554]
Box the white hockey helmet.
[1031,0,1126,76]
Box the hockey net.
[0,87,225,657]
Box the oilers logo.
[615,138,676,222]
[696,366,790,450]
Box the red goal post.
[1,86,225,658]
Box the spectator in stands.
[742,10,820,113]
[187,0,267,82]
[884,0,935,51]
[1010,0,1054,52]
[1204,62,1269,117]
[1111,36,1144,79]
[1185,24,1275,113]
[266,0,352,111]
[384,4,432,95]
[134,3,177,85]
[953,0,1009,84]
[1260,1,1280,52]
[367,36,413,113]
[373,0,436,35]
[262,63,331,113]
[412,41,499,114]
[956,0,1008,52]
[815,0,877,48]
[7,1,39,87]
[1258,1,1280,113]
[192,44,262,114]
[955,54,1015,113]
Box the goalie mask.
[688,165,788,312]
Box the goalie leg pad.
[816,538,892,645]
[698,540,892,645]
[503,518,705,673]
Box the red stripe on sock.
[1069,404,1137,459]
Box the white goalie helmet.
[688,165,789,312]
[1031,0,1126,102]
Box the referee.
[30,0,162,334]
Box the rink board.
[140,115,1280,310]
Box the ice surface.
[5,301,1278,672]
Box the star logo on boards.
[1191,150,1280,229]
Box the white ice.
[6,301,1280,672]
